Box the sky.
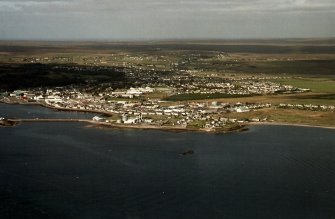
[0,0,335,40]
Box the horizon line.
[1,36,335,43]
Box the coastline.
[0,99,113,116]
[1,100,334,132]
[0,100,246,133]
[248,122,335,130]
[2,118,247,133]
[85,120,248,134]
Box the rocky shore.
[0,119,20,127]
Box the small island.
[0,118,20,127]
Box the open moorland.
[1,39,335,130]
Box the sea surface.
[0,103,98,119]
[0,104,335,219]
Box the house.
[127,88,142,96]
[45,95,63,103]
[33,95,44,101]
[122,113,143,124]
[123,117,139,124]
[139,87,154,93]
[236,106,250,113]
[92,116,104,121]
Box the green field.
[164,93,254,101]
[230,60,335,75]
[228,108,335,127]
[273,78,335,93]
[187,59,335,76]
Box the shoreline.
[248,122,335,130]
[1,101,334,132]
[0,100,246,133]
[85,121,248,134]
[0,100,113,116]
[2,118,247,134]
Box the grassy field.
[189,59,335,76]
[167,92,335,106]
[228,108,335,127]
[163,93,254,101]
[265,77,335,105]
[231,60,335,75]
[273,78,335,93]
[165,77,335,105]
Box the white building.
[236,107,250,113]
[45,95,63,103]
[92,116,104,121]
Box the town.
[1,41,335,131]
[2,72,334,132]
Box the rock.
[179,150,194,156]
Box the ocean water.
[0,104,335,219]
[0,103,98,119]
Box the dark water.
[0,103,98,119]
[1,104,335,219]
